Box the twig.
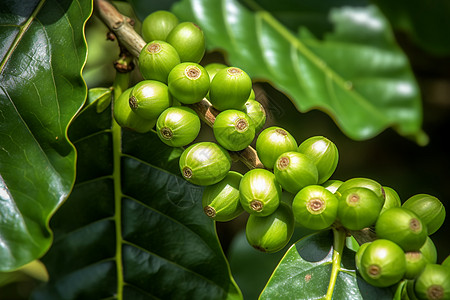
[94,0,264,169]
[94,0,145,58]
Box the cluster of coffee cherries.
[354,193,449,299]
[113,9,263,148]
[113,9,450,298]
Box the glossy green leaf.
[259,230,394,299]
[0,0,91,271]
[32,99,242,299]
[169,0,424,142]
[228,227,315,300]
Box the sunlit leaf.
[373,0,450,56]
[167,0,424,142]
[259,230,394,299]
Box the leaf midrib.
[223,0,386,120]
[0,0,47,74]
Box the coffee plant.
[1,0,449,299]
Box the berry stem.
[325,226,346,300]
[94,1,264,170]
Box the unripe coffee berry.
[359,239,406,287]
[337,187,383,230]
[202,171,244,222]
[204,63,227,81]
[273,152,318,194]
[166,22,205,63]
[204,63,227,100]
[156,106,201,147]
[292,185,338,230]
[256,126,298,169]
[414,264,450,300]
[375,207,428,252]
[139,40,180,83]
[336,177,385,206]
[421,237,438,264]
[179,142,231,186]
[209,67,252,111]
[248,88,256,100]
[443,256,450,269]
[321,179,343,194]
[239,169,282,217]
[129,80,172,120]
[380,186,402,215]
[244,99,266,133]
[141,10,179,42]
[355,242,371,272]
[402,194,446,235]
[404,251,429,280]
[168,63,210,104]
[113,87,156,133]
[297,136,339,184]
[245,202,294,253]
[213,109,255,151]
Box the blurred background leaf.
[169,0,424,142]
[372,0,450,56]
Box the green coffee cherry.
[404,250,428,280]
[179,142,231,186]
[244,99,266,133]
[297,136,339,184]
[402,194,446,235]
[355,242,371,271]
[255,126,298,169]
[337,187,383,230]
[167,62,210,104]
[139,40,180,83]
[129,80,172,120]
[248,88,256,100]
[204,63,227,81]
[245,202,294,253]
[375,207,428,252]
[421,237,438,264]
[209,67,252,111]
[204,63,227,100]
[141,10,179,42]
[166,22,205,63]
[273,152,318,194]
[239,169,282,217]
[380,186,402,215]
[406,279,420,300]
[113,87,156,133]
[336,177,385,206]
[321,180,343,194]
[292,185,338,230]
[156,106,201,147]
[414,264,450,300]
[202,171,244,222]
[359,239,406,287]
[442,256,450,269]
[213,109,255,151]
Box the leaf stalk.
[112,71,130,300]
[325,226,346,300]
